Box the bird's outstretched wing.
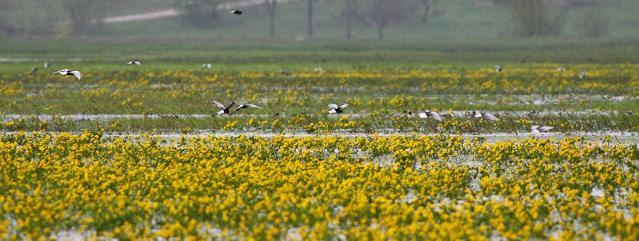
[431,112,443,122]
[540,126,554,132]
[211,100,226,109]
[339,104,349,109]
[53,69,69,75]
[484,113,499,121]
[70,71,82,80]
[245,104,262,108]
[328,104,338,109]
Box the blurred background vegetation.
[0,0,635,41]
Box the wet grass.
[3,113,638,134]
[2,41,639,133]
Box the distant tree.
[363,0,415,40]
[341,0,367,40]
[418,0,436,23]
[265,0,278,38]
[575,1,609,37]
[0,0,65,36]
[307,0,314,38]
[94,0,115,32]
[343,0,355,40]
[503,0,566,37]
[0,1,10,35]
[178,0,222,28]
[64,0,116,34]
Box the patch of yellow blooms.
[1,132,638,240]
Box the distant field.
[2,38,639,67]
[1,40,638,134]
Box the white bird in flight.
[329,104,348,114]
[418,110,443,122]
[471,111,499,121]
[212,100,235,115]
[578,71,587,79]
[53,69,81,80]
[202,63,212,69]
[234,104,262,114]
[127,60,141,65]
[531,125,554,134]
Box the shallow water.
[1,110,633,121]
[2,131,636,144]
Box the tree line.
[178,0,432,40]
[0,0,117,37]
[0,0,613,39]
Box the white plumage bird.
[212,100,235,115]
[127,60,141,65]
[531,125,554,134]
[495,65,503,73]
[202,63,212,69]
[234,103,262,114]
[471,111,499,121]
[578,71,587,79]
[418,110,443,122]
[328,104,348,114]
[53,69,81,80]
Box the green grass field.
[1,39,638,134]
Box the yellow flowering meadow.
[1,132,638,240]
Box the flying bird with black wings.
[328,104,348,114]
[53,69,82,80]
[212,100,235,115]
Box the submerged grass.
[2,113,638,133]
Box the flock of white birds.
[44,60,560,134]
[39,17,574,135]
